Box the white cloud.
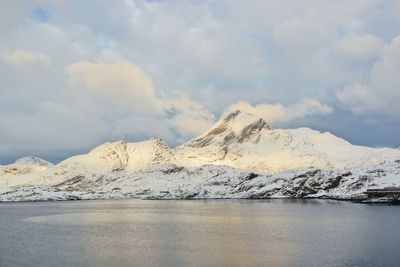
[66,60,215,135]
[337,36,400,115]
[165,97,215,136]
[334,34,384,62]
[226,99,333,125]
[0,57,215,158]
[66,61,160,113]
[273,10,331,49]
[1,50,52,67]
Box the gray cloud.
[337,36,400,115]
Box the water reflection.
[1,199,399,267]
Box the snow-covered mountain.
[175,110,399,172]
[1,110,400,202]
[0,157,53,182]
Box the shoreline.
[1,195,399,205]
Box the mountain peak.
[220,110,272,134]
[221,109,242,122]
[185,110,272,147]
[14,157,53,167]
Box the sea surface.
[0,199,399,267]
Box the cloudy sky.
[1,0,400,164]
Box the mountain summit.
[186,110,272,148]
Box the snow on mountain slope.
[31,138,175,190]
[0,157,53,175]
[13,156,53,168]
[56,137,173,174]
[2,160,400,202]
[174,110,400,173]
[0,158,56,196]
[0,157,54,187]
[0,138,173,190]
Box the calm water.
[0,199,399,267]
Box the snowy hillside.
[1,110,400,202]
[57,138,173,173]
[2,161,400,202]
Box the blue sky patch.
[33,7,50,22]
